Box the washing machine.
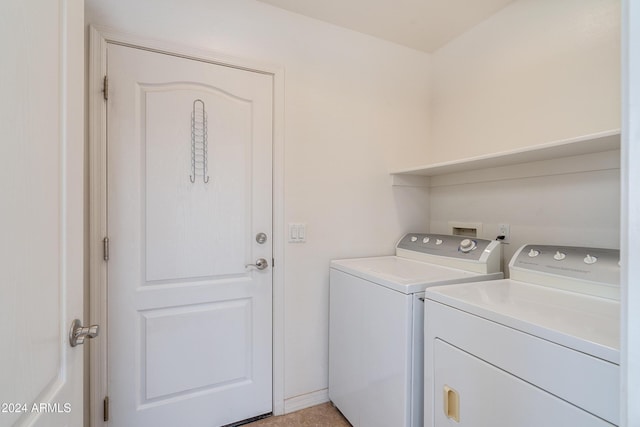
[328,233,503,427]
[424,244,620,427]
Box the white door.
[106,44,273,426]
[0,1,84,426]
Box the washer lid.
[425,279,620,363]
[330,256,502,294]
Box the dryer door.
[433,339,614,427]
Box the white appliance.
[329,233,503,427]
[424,244,620,427]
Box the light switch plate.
[289,223,306,243]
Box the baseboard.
[283,389,329,414]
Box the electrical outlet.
[498,223,510,241]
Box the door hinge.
[272,258,275,268]
[103,237,110,261]
[103,396,110,422]
[102,75,109,101]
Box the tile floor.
[245,402,351,427]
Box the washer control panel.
[397,233,494,261]
[512,245,619,286]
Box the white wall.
[85,0,431,406]
[427,0,621,282]
[428,151,620,271]
[429,0,620,164]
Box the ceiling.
[256,0,514,53]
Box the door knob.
[245,258,269,270]
[69,319,100,347]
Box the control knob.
[423,237,430,243]
[553,251,566,261]
[584,254,598,265]
[410,236,418,242]
[459,239,476,253]
[435,239,443,245]
[528,249,540,257]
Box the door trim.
[88,26,286,426]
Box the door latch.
[69,319,100,347]
[245,258,269,270]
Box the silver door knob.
[245,258,269,270]
[69,319,100,347]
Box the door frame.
[87,26,286,426]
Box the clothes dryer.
[424,244,620,427]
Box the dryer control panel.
[510,244,620,299]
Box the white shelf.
[390,130,620,178]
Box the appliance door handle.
[444,385,460,422]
